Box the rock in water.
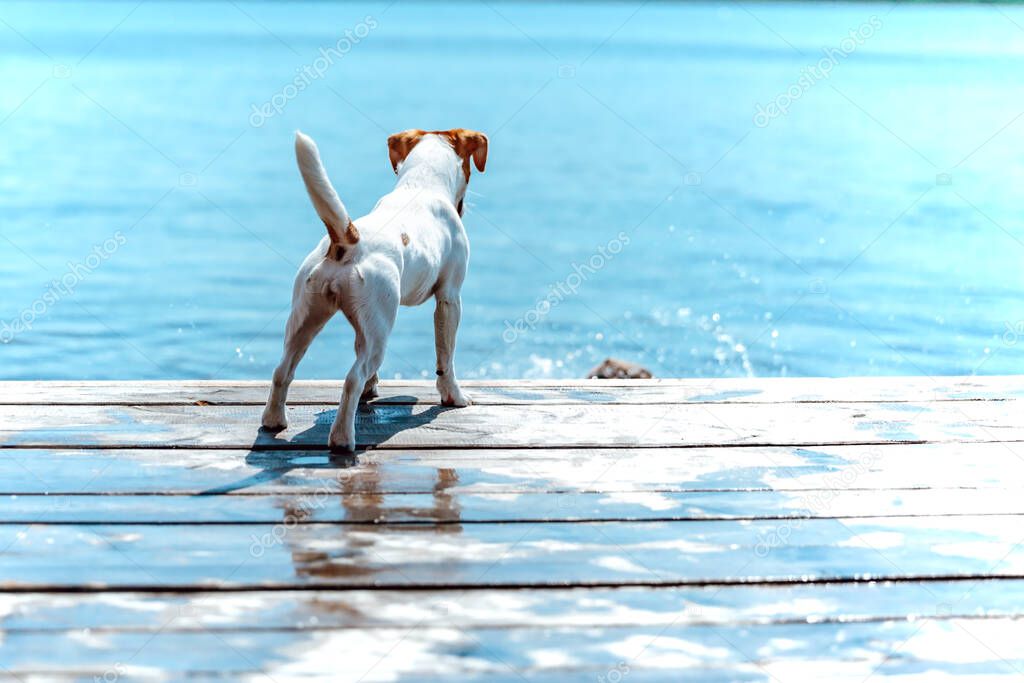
[586,358,653,379]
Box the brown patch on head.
[387,129,426,174]
[446,129,488,181]
[387,128,488,180]
[401,232,410,246]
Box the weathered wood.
[3,516,1023,590]
[2,377,1021,679]
[2,489,1024,524]
[0,399,1020,449]
[3,618,1024,680]
[3,442,1023,495]
[0,376,1020,405]
[7,580,1023,632]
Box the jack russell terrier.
[261,128,488,452]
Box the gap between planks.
[6,573,1024,594]
[8,439,1022,451]
[0,485,1006,494]
[3,612,1018,635]
[3,513,1022,526]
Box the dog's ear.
[387,129,425,174]
[451,129,488,174]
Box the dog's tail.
[295,131,359,246]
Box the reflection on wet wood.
[1,399,1022,449]
[4,516,1024,588]
[8,581,1024,630]
[3,489,1024,523]
[1,378,1022,680]
[5,618,1024,680]
[3,442,1023,494]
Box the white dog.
[261,128,488,452]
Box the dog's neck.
[393,135,468,214]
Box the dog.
[261,128,488,452]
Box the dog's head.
[387,128,488,216]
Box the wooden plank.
[3,442,1023,495]
[3,516,1023,589]
[0,376,1020,405]
[2,489,1024,524]
[1,379,1021,681]
[0,399,1020,449]
[6,581,1024,632]
[13,585,1024,682]
[3,618,1024,680]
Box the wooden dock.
[2,376,1024,680]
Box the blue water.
[3,1,1024,380]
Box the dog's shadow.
[198,396,449,495]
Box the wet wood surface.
[2,378,1023,680]
[2,400,1022,449]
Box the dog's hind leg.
[360,372,380,401]
[262,297,334,431]
[329,295,397,453]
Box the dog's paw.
[328,425,357,454]
[260,406,288,432]
[440,390,471,408]
[328,436,357,454]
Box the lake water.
[3,1,1024,381]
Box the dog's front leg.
[433,291,470,407]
